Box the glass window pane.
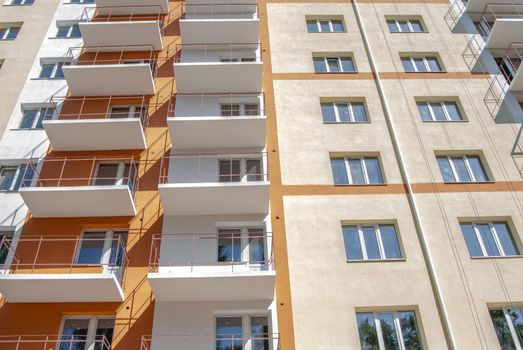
[387,20,399,32]
[337,104,350,122]
[95,318,115,350]
[60,318,89,350]
[466,156,488,182]
[430,103,446,121]
[342,226,363,260]
[319,21,330,32]
[40,64,55,78]
[444,102,462,121]
[364,158,384,184]
[377,312,401,350]
[219,160,241,182]
[356,313,379,350]
[493,223,519,256]
[417,103,432,121]
[340,57,355,72]
[321,103,336,122]
[70,24,81,38]
[380,225,401,259]
[397,311,423,350]
[246,159,262,181]
[332,20,344,32]
[413,57,426,72]
[477,224,500,257]
[6,27,19,39]
[313,57,327,72]
[54,62,65,78]
[398,21,410,32]
[248,229,265,264]
[218,230,241,262]
[437,157,455,182]
[0,167,17,191]
[508,308,523,347]
[489,309,517,350]
[95,164,119,186]
[327,58,341,72]
[401,58,415,72]
[244,104,259,116]
[362,226,380,259]
[451,157,472,182]
[426,57,442,72]
[352,103,368,122]
[348,159,365,184]
[216,317,243,350]
[13,164,34,190]
[35,107,54,129]
[331,158,348,185]
[20,109,37,129]
[0,232,13,265]
[460,223,484,257]
[250,317,269,350]
[56,27,69,38]
[77,233,106,264]
[410,20,423,32]
[307,20,318,32]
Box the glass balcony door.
[75,230,128,276]
[215,315,270,350]
[219,158,262,183]
[59,317,115,350]
[217,227,266,269]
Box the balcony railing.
[66,45,157,69]
[170,93,265,118]
[159,152,269,184]
[141,334,279,350]
[0,335,112,350]
[81,5,165,24]
[49,95,150,130]
[149,233,274,273]
[499,42,523,84]
[175,43,262,63]
[0,235,128,285]
[479,3,523,36]
[183,3,258,19]
[20,156,139,194]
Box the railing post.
[88,156,97,186]
[57,157,67,187]
[33,236,43,274]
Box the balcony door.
[59,317,114,350]
[75,230,128,276]
[215,315,271,350]
[93,162,136,188]
[218,158,262,182]
[217,227,266,269]
[109,105,146,120]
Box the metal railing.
[0,235,128,285]
[0,335,112,350]
[444,0,467,29]
[462,34,485,70]
[149,232,274,273]
[81,5,164,23]
[500,42,523,83]
[479,3,523,36]
[183,3,258,19]
[141,334,279,350]
[49,95,150,130]
[170,93,265,118]
[175,43,262,63]
[159,152,269,184]
[19,156,139,195]
[66,45,158,70]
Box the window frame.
[417,101,464,122]
[218,157,264,183]
[19,106,55,129]
[401,55,443,72]
[437,154,490,183]
[6,0,33,6]
[314,56,356,73]
[321,101,369,123]
[461,222,520,258]
[93,162,134,186]
[342,224,403,261]
[38,61,66,79]
[0,164,35,192]
[307,18,345,33]
[387,19,425,33]
[0,26,20,40]
[58,316,115,350]
[489,307,523,350]
[331,156,385,185]
[216,226,268,266]
[214,313,272,350]
[55,23,81,39]
[75,229,128,272]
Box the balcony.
[173,43,262,93]
[79,6,164,50]
[0,235,127,302]
[496,42,523,90]
[19,157,138,218]
[95,0,168,14]
[477,4,523,49]
[168,93,266,149]
[158,153,269,215]
[181,4,259,44]
[141,334,279,350]
[43,96,149,151]
[0,335,112,350]
[148,233,275,301]
[62,45,156,96]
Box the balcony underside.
[44,119,146,151]
[465,0,517,12]
[19,185,136,218]
[158,181,269,215]
[173,62,262,93]
[63,64,155,96]
[167,116,266,149]
[180,19,259,44]
[485,19,523,49]
[0,274,124,303]
[79,21,163,51]
[148,269,275,301]
[96,0,169,14]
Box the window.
[68,0,94,3]
[321,101,368,123]
[307,19,345,33]
[219,158,262,182]
[387,19,424,33]
[494,56,519,84]
[473,20,493,37]
[39,61,66,79]
[220,103,260,117]
[0,164,34,191]
[76,230,127,273]
[460,222,519,258]
[8,0,33,5]
[356,311,423,350]
[109,105,146,119]
[59,317,114,350]
[330,157,384,185]
[417,101,463,121]
[56,24,81,38]
[437,155,489,183]
[216,315,270,350]
[314,56,355,73]
[19,106,54,129]
[217,227,266,266]
[342,224,402,261]
[0,231,13,265]
[93,162,136,188]
[0,26,20,40]
[401,56,442,72]
[489,307,523,350]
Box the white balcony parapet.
[173,43,262,93]
[0,236,127,303]
[158,152,269,215]
[95,0,169,14]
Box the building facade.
[0,0,522,349]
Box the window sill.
[307,31,347,34]
[9,128,45,131]
[389,31,429,34]
[442,181,494,185]
[403,71,446,74]
[471,255,523,260]
[334,183,387,186]
[0,38,16,41]
[30,78,66,81]
[323,121,371,125]
[315,71,358,74]
[421,120,468,123]
[48,37,82,40]
[346,258,406,263]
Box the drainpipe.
[351,1,457,349]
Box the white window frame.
[58,316,115,350]
[444,155,486,182]
[109,104,144,119]
[0,164,34,191]
[94,162,131,186]
[218,157,264,182]
[339,156,380,185]
[0,26,19,40]
[468,222,517,257]
[7,0,32,5]
[323,102,367,123]
[56,23,80,38]
[220,102,260,116]
[214,313,273,350]
[216,226,268,266]
[360,311,422,350]
[388,19,423,33]
[39,61,65,79]
[419,101,462,121]
[495,308,523,350]
[308,19,344,33]
[321,56,353,72]
[75,229,127,274]
[20,106,55,129]
[347,224,401,260]
[403,56,441,72]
